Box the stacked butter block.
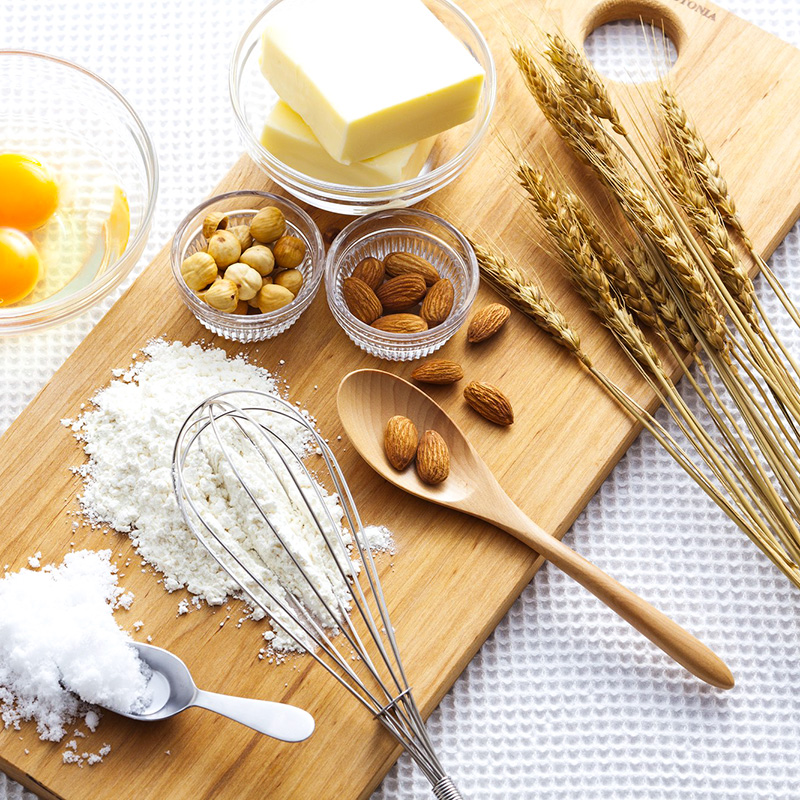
[259,0,485,187]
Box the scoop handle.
[193,689,315,741]
[494,503,735,690]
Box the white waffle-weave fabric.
[3,2,800,798]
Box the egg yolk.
[0,228,41,305]
[0,154,58,231]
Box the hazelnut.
[274,268,303,297]
[204,278,239,313]
[250,206,286,243]
[202,212,228,239]
[224,263,263,302]
[207,230,242,268]
[180,251,218,292]
[239,245,275,277]
[228,224,253,251]
[256,283,294,314]
[273,235,306,269]
[231,300,249,315]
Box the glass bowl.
[230,0,496,215]
[171,190,325,342]
[0,51,158,334]
[326,209,478,361]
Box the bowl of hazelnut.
[170,190,324,342]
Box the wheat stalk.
[472,242,590,366]
[506,33,800,586]
[473,240,800,586]
[659,143,757,324]
[660,88,747,244]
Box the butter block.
[260,0,484,164]
[261,101,436,186]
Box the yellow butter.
[261,101,435,187]
[260,0,484,164]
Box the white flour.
[65,340,377,651]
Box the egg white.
[0,121,129,306]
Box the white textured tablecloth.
[3,2,800,798]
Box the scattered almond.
[371,314,428,333]
[410,359,464,385]
[420,279,454,326]
[463,381,514,426]
[416,430,450,485]
[351,256,385,291]
[376,274,427,312]
[467,303,511,343]
[384,415,418,470]
[384,252,440,286]
[343,276,382,324]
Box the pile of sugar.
[66,340,387,651]
[0,549,150,743]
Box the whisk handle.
[492,505,735,690]
[432,776,464,799]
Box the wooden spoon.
[337,368,734,690]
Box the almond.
[376,274,427,312]
[420,279,454,327]
[384,252,440,286]
[467,303,511,343]
[463,381,514,425]
[415,430,450,485]
[384,415,418,470]
[351,256,385,290]
[371,314,428,333]
[410,359,464,385]
[343,276,382,324]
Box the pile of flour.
[0,549,150,743]
[66,340,370,651]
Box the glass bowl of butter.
[231,0,496,215]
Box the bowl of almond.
[171,190,324,342]
[325,209,479,360]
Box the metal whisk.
[172,389,463,800]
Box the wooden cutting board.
[3,0,800,798]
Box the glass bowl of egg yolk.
[230,0,496,215]
[0,51,158,333]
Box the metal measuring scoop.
[109,642,315,742]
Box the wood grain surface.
[2,0,800,798]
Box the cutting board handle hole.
[582,1,682,84]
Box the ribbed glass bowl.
[326,209,478,360]
[171,190,324,342]
[230,0,496,215]
[0,51,158,334]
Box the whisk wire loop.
[172,390,462,795]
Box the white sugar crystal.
[27,552,41,569]
[0,550,150,743]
